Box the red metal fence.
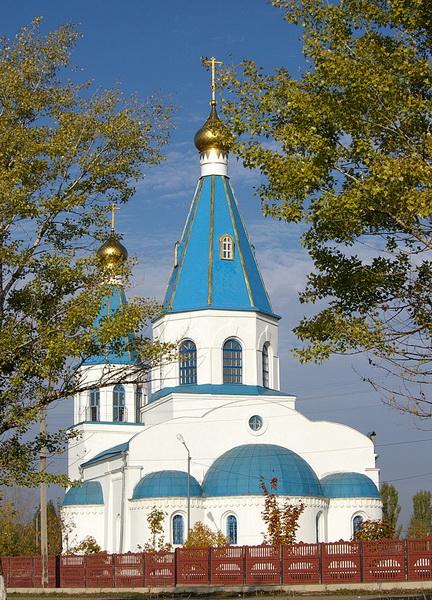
[2,537,432,588]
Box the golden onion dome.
[194,100,230,152]
[97,232,128,268]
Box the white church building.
[62,92,382,553]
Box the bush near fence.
[2,537,432,588]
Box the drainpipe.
[119,450,128,553]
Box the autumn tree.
[0,18,174,487]
[142,507,172,552]
[380,482,402,538]
[408,490,432,538]
[261,477,304,545]
[352,518,394,541]
[184,522,229,547]
[220,0,432,415]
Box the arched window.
[172,514,184,545]
[220,234,234,260]
[353,515,363,536]
[227,515,238,544]
[89,389,100,422]
[113,384,125,422]
[223,339,242,384]
[316,512,323,543]
[179,340,197,385]
[262,343,270,388]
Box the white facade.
[62,102,382,552]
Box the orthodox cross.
[203,56,223,103]
[110,204,120,232]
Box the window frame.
[113,384,126,422]
[227,514,238,544]
[220,234,234,260]
[179,339,197,385]
[89,388,100,422]
[223,338,242,384]
[262,343,270,388]
[172,514,184,545]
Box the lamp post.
[176,433,191,535]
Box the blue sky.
[4,1,430,529]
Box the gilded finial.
[97,205,128,268]
[194,57,231,153]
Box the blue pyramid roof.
[83,284,136,366]
[164,175,276,317]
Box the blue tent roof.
[320,472,380,498]
[164,175,276,317]
[132,470,203,499]
[83,285,136,366]
[63,481,104,505]
[202,444,322,497]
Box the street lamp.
[176,433,191,535]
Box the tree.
[184,522,229,547]
[408,490,432,538]
[352,518,394,541]
[141,507,172,552]
[71,536,102,555]
[34,501,62,555]
[260,477,304,545]
[0,18,174,487]
[220,0,432,414]
[380,482,402,538]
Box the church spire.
[164,62,275,318]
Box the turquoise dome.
[320,472,380,498]
[202,444,322,497]
[63,481,104,505]
[132,470,202,499]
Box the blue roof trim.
[149,384,292,403]
[132,470,203,499]
[81,442,129,467]
[164,175,276,317]
[320,472,380,498]
[202,444,322,497]
[82,285,136,366]
[63,481,104,506]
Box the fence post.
[404,538,408,581]
[318,543,323,584]
[55,555,60,588]
[359,540,364,582]
[83,555,87,588]
[243,546,246,585]
[111,554,115,588]
[175,547,179,586]
[142,552,146,587]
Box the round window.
[249,415,263,431]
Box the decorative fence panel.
[144,551,175,587]
[114,553,144,587]
[363,539,405,582]
[59,555,85,588]
[407,537,432,580]
[176,547,209,585]
[282,543,320,584]
[7,557,35,587]
[85,554,114,587]
[33,556,57,588]
[245,545,281,585]
[322,541,361,584]
[210,546,244,585]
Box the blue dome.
[132,470,203,499]
[320,472,380,498]
[63,481,104,505]
[202,444,322,497]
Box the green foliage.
[71,536,102,555]
[184,521,229,547]
[0,18,175,486]
[380,482,402,538]
[352,518,394,541]
[260,477,304,545]
[141,507,172,552]
[220,0,432,413]
[408,490,432,538]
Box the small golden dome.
[97,232,128,268]
[194,101,230,152]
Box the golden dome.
[97,232,128,268]
[194,101,231,152]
